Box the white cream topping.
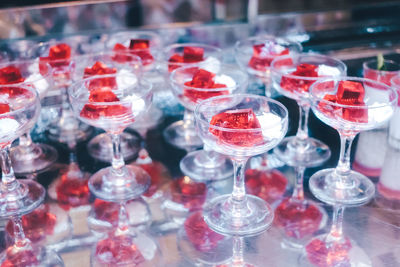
[214,74,236,90]
[25,74,49,98]
[317,65,341,77]
[0,118,19,137]
[257,112,283,139]
[116,69,138,90]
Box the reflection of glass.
[161,43,223,151]
[234,35,302,97]
[271,53,346,167]
[0,85,63,266]
[303,77,397,266]
[0,59,58,174]
[195,94,288,235]
[68,74,152,201]
[171,64,248,182]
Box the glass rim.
[0,58,53,82]
[194,93,288,133]
[310,76,398,109]
[68,73,152,105]
[363,59,400,73]
[234,34,303,55]
[170,64,248,92]
[0,84,39,117]
[162,43,223,63]
[270,53,347,81]
[390,74,400,88]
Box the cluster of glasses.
[0,31,398,267]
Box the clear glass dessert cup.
[72,51,143,162]
[301,77,397,267]
[270,53,347,167]
[170,63,248,182]
[195,94,288,236]
[0,59,59,174]
[68,73,152,202]
[161,43,223,151]
[0,84,64,266]
[106,30,162,72]
[363,59,400,86]
[234,35,302,97]
[29,39,94,144]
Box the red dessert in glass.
[56,173,90,210]
[306,237,352,267]
[280,63,319,93]
[1,249,39,267]
[209,108,264,147]
[184,211,224,252]
[245,168,287,203]
[248,43,289,71]
[39,43,71,75]
[0,66,25,84]
[275,199,323,239]
[168,46,204,72]
[170,176,207,211]
[113,38,154,65]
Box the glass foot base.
[309,168,375,206]
[274,136,331,167]
[10,143,58,174]
[87,132,140,162]
[0,246,64,267]
[88,165,150,202]
[204,194,274,236]
[180,150,233,182]
[301,235,371,267]
[163,120,203,151]
[0,180,45,217]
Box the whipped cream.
[116,69,138,90]
[122,93,145,115]
[257,112,283,139]
[317,64,342,77]
[25,74,49,98]
[0,118,19,138]
[199,56,221,73]
[214,74,236,90]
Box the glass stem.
[116,202,130,236]
[19,133,33,148]
[335,133,355,179]
[0,147,18,191]
[183,109,195,128]
[296,104,310,141]
[292,166,305,201]
[12,216,31,248]
[326,205,345,242]
[231,158,248,203]
[110,133,125,176]
[232,236,245,266]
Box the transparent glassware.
[0,59,58,174]
[90,203,162,266]
[161,43,223,151]
[271,53,347,167]
[195,94,288,236]
[363,59,400,86]
[68,73,152,202]
[0,84,64,266]
[234,35,302,97]
[302,77,397,266]
[28,37,99,144]
[72,51,143,162]
[170,63,248,182]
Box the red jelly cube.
[56,177,90,210]
[48,43,71,60]
[170,176,207,211]
[249,44,289,70]
[129,39,150,50]
[168,53,184,72]
[306,237,352,267]
[93,199,119,225]
[184,211,224,252]
[0,66,25,84]
[245,169,288,203]
[275,199,323,239]
[209,108,264,147]
[293,63,318,77]
[189,69,216,88]
[0,86,29,98]
[318,94,339,118]
[342,105,368,123]
[80,104,130,120]
[0,103,10,114]
[89,88,119,102]
[280,63,319,93]
[336,80,365,104]
[183,47,204,63]
[84,61,117,89]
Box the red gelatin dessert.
[184,211,224,252]
[170,176,207,211]
[245,168,288,203]
[336,80,365,104]
[112,39,154,65]
[275,199,323,239]
[306,237,352,267]
[39,43,71,75]
[93,199,119,227]
[248,43,289,71]
[56,176,90,210]
[0,66,25,84]
[95,234,145,266]
[84,61,117,90]
[0,103,10,114]
[280,63,319,93]
[168,46,204,72]
[6,205,56,244]
[183,69,229,102]
[1,249,39,267]
[209,108,264,147]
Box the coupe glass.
[303,77,397,266]
[0,84,64,266]
[29,38,95,143]
[68,73,152,201]
[363,59,400,86]
[271,53,347,167]
[234,35,302,97]
[161,43,223,151]
[0,59,58,174]
[170,64,248,182]
[195,94,288,235]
